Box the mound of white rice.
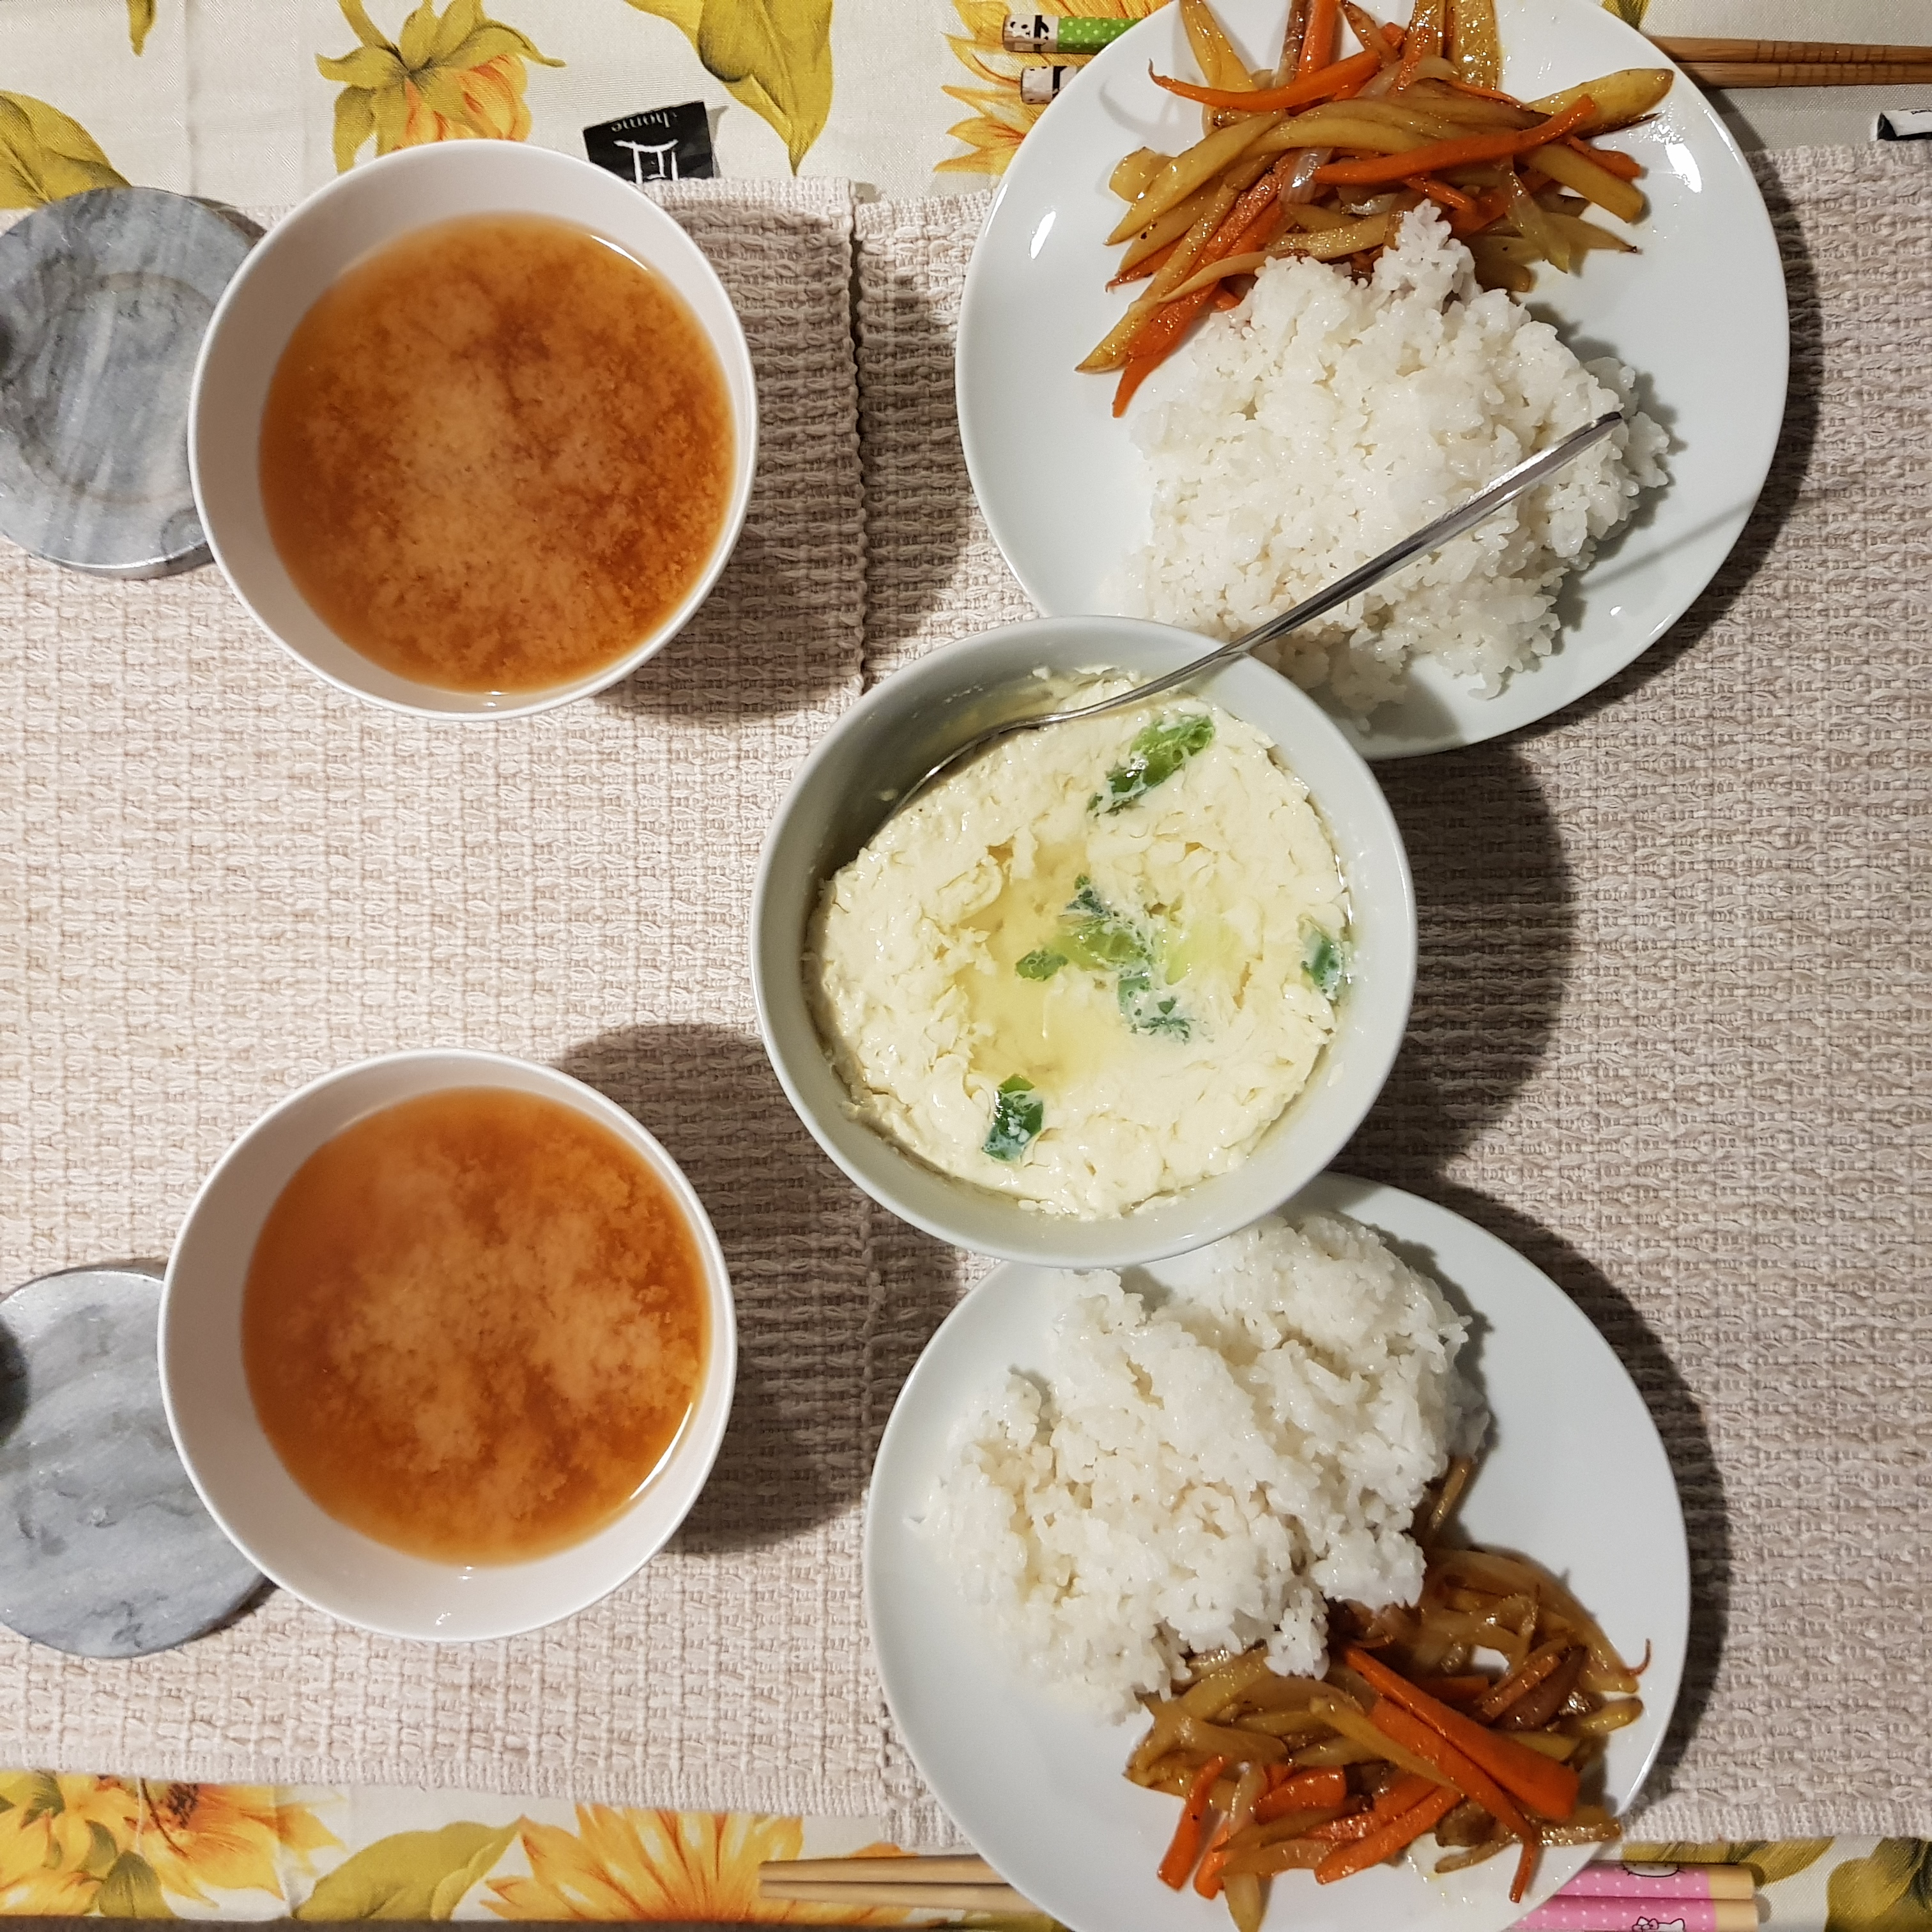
[924,1211,1482,1717]
[1121,206,1668,716]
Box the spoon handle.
[1043,408,1625,725]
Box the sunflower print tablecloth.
[2,0,1929,1925]
[0,1774,1928,1928]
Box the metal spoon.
[889,409,1623,817]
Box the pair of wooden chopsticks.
[758,1853,1039,1914]
[1650,36,1932,89]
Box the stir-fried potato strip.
[1111,146,1169,201]
[1526,66,1673,132]
[1106,115,1283,244]
[1530,140,1646,220]
[1082,0,1671,411]
[1130,1457,1646,1926]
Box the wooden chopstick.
[757,1853,1041,1914]
[1649,36,1932,89]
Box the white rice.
[924,1210,1482,1717]
[1121,207,1668,716]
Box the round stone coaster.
[0,1264,263,1657]
[0,188,256,578]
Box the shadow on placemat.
[1363,737,1575,1163]
[592,512,859,725]
[854,251,979,677]
[1531,155,1822,739]
[555,1023,868,1552]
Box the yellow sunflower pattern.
[318,0,563,172]
[487,1807,913,1924]
[0,1774,337,1916]
[620,0,834,172]
[0,93,126,208]
[940,0,1169,176]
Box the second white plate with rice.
[955,0,1787,757]
[864,1172,1690,1932]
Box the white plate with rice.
[864,1173,1689,1932]
[954,0,1787,757]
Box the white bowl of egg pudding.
[753,617,1416,1269]
[160,1050,737,1641]
[189,142,756,719]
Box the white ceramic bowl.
[752,617,1416,1269]
[189,143,758,720]
[160,1049,737,1641]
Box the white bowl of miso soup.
[190,143,756,718]
[160,1050,737,1640]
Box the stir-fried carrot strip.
[1567,134,1642,178]
[1407,175,1475,211]
[1112,174,1287,413]
[1370,1703,1544,1904]
[1110,239,1177,286]
[1514,1836,1540,1903]
[1315,1782,1460,1883]
[1370,1701,1528,1837]
[1151,47,1383,112]
[1346,1646,1581,1821]
[1307,1805,1377,1841]
[1193,1820,1234,1897]
[1395,0,1447,91]
[1414,1669,1492,1700]
[1311,93,1592,184]
[1445,72,1520,102]
[1475,1642,1568,1720]
[1252,1768,1349,1820]
[1298,0,1340,73]
[1158,1756,1225,1889]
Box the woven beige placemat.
[852,146,1931,1839]
[0,178,920,1825]
[3,145,1928,1845]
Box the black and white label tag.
[1877,108,1932,141]
[584,102,717,183]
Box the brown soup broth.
[258,213,733,694]
[242,1087,708,1565]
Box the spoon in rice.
[887,409,1624,820]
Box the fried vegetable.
[1316,1782,1460,1883]
[1111,146,1170,201]
[1528,137,1645,222]
[1105,116,1281,245]
[1159,1756,1227,1887]
[1348,1646,1581,1821]
[1182,0,1255,91]
[1525,66,1673,135]
[1447,0,1501,88]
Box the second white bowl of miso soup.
[160,1050,737,1641]
[190,142,757,719]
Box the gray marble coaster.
[0,1264,263,1657]
[0,188,256,579]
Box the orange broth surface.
[242,1087,708,1564]
[258,212,733,694]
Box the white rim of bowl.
[749,618,1417,1267]
[187,144,759,723]
[158,1047,739,1640]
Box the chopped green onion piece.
[1057,878,1193,1040]
[1091,712,1216,814]
[1302,923,1347,1000]
[1016,949,1068,981]
[983,1076,1045,1162]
